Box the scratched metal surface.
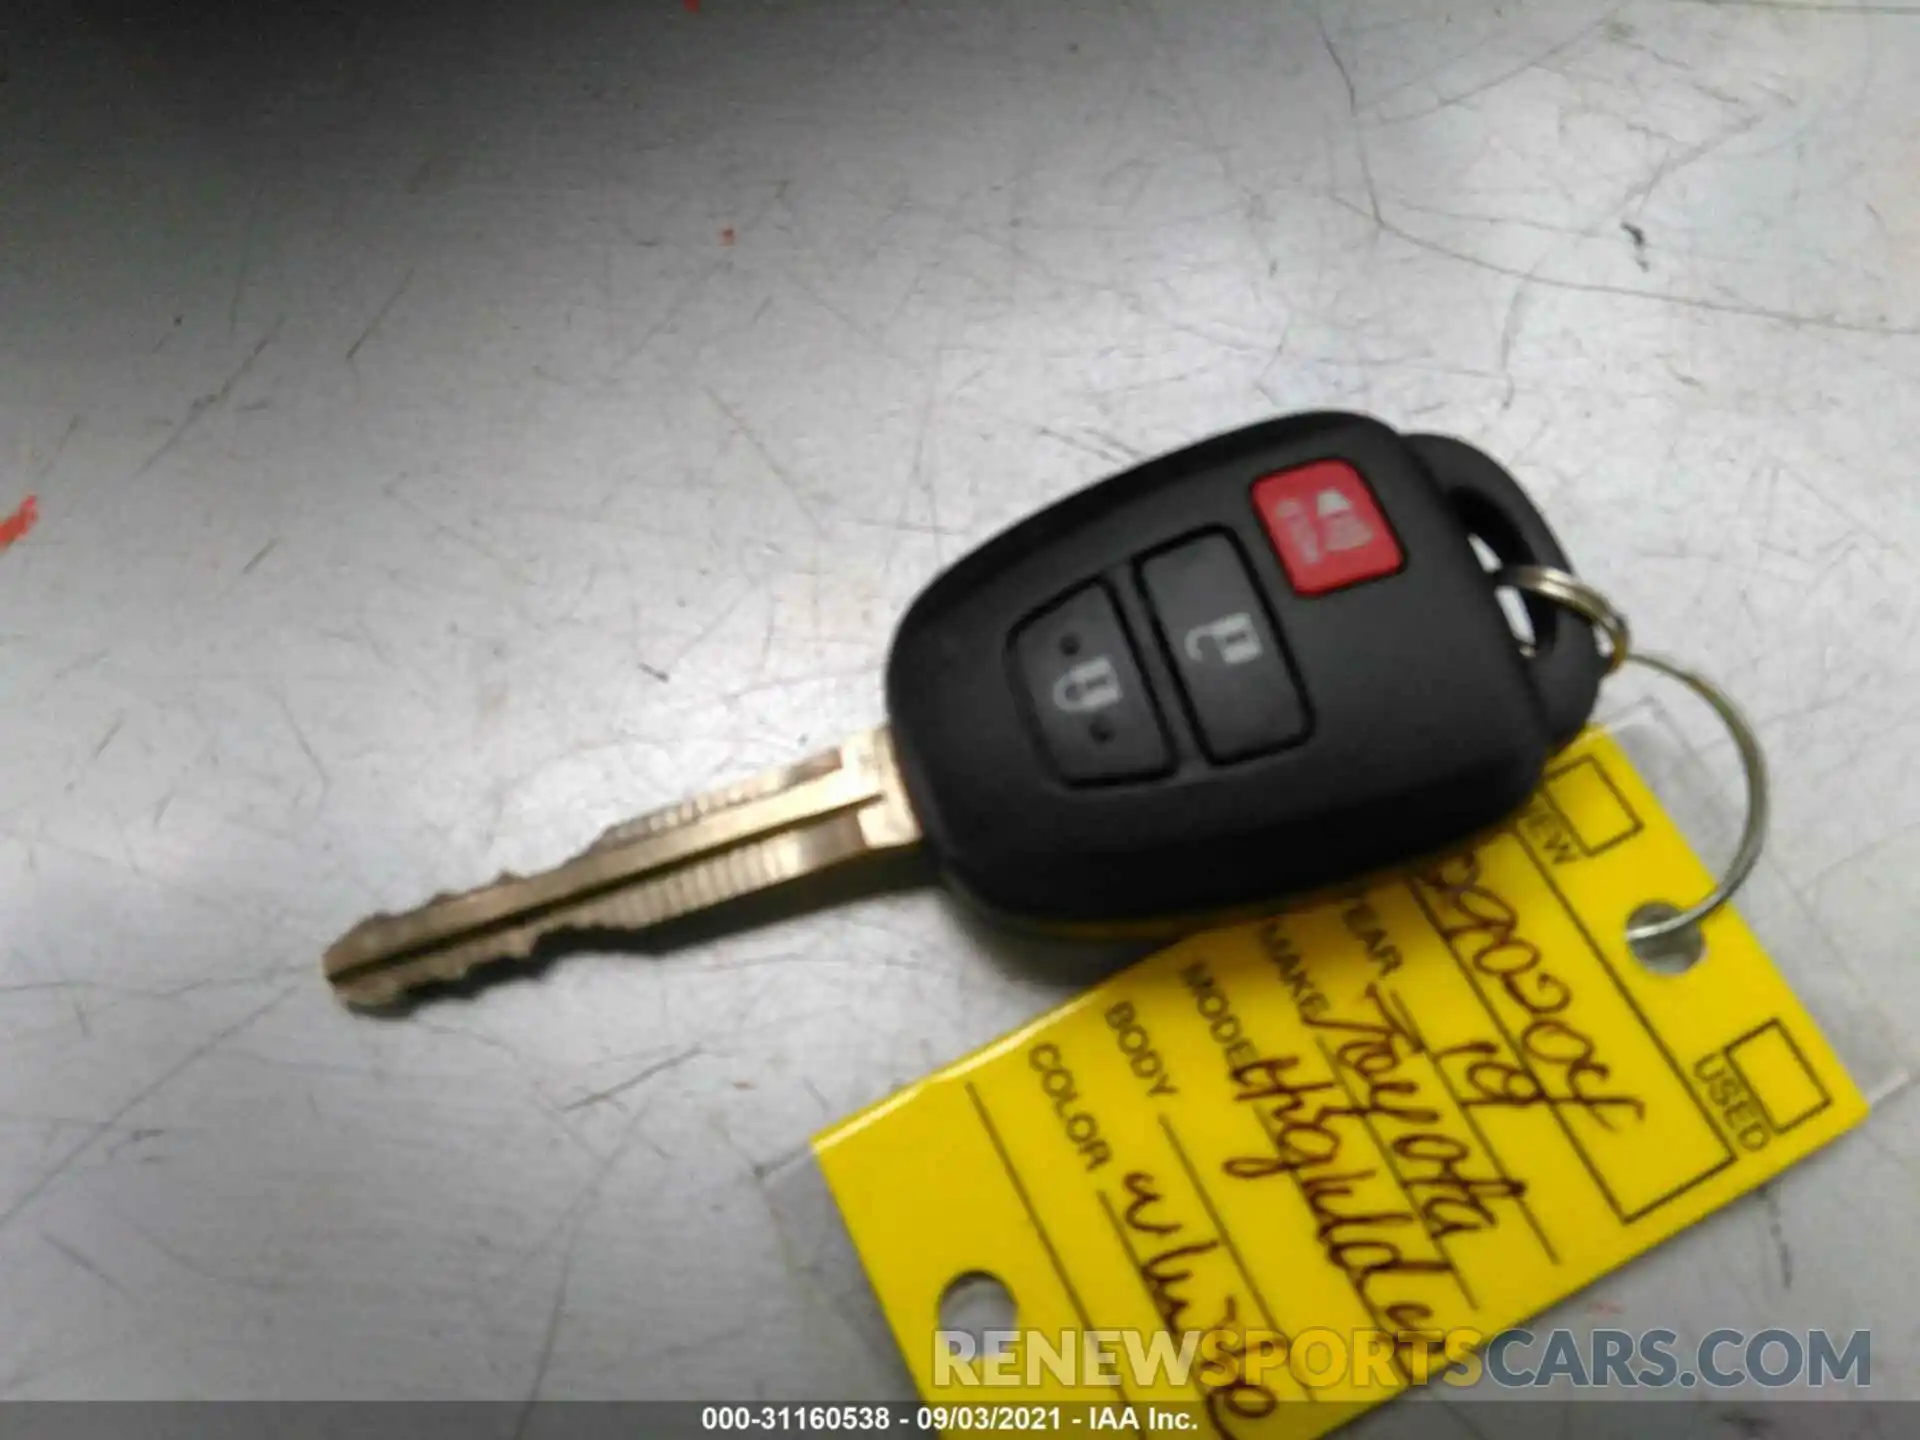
[3,0,1919,1408]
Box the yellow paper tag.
[814,729,1867,1434]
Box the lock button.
[1138,532,1309,762]
[1012,582,1172,785]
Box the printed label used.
[814,730,1867,1437]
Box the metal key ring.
[1500,563,1631,674]
[1496,565,1770,950]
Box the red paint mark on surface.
[719,226,736,246]
[0,495,38,552]
[684,0,699,11]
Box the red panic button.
[1252,460,1404,595]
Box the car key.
[324,411,1606,1007]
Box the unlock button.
[1013,583,1171,785]
[1140,532,1309,762]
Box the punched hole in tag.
[938,1271,1018,1352]
[1628,899,1707,974]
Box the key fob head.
[885,413,1605,926]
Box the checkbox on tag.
[1544,753,1645,855]
[1726,1020,1834,1135]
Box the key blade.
[583,746,849,852]
[324,727,920,1008]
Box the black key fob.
[884,412,1606,925]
